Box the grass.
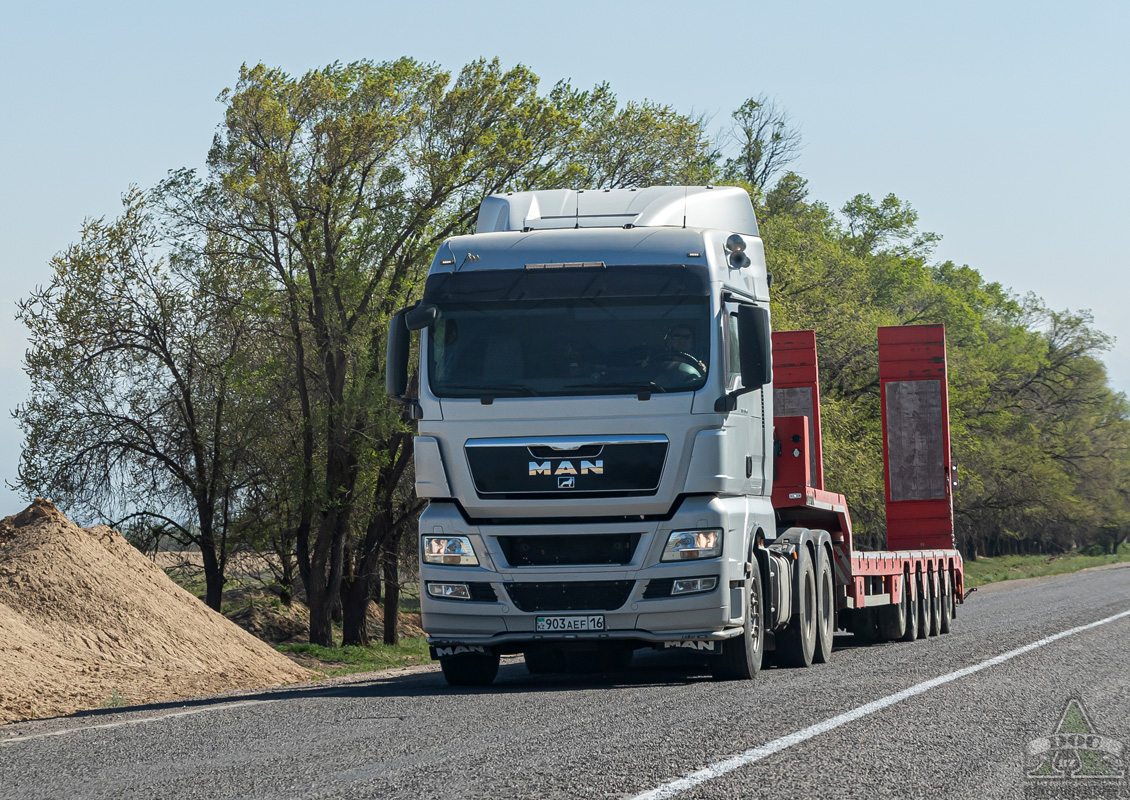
[963,543,1130,588]
[277,638,432,677]
[99,690,128,709]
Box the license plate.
[536,615,606,632]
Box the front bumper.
[418,498,750,650]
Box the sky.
[1,0,1127,513]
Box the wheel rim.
[749,570,761,643]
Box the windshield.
[428,296,710,398]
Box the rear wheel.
[813,546,835,664]
[777,545,817,668]
[441,651,500,686]
[879,572,908,640]
[900,569,919,642]
[714,548,764,680]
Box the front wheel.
[713,551,764,680]
[440,651,500,686]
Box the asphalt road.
[4,564,1130,800]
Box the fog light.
[427,582,471,600]
[672,577,718,595]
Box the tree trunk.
[342,577,372,647]
[198,526,224,612]
[382,542,400,646]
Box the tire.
[928,569,941,637]
[939,568,953,635]
[524,647,562,675]
[440,651,500,686]
[850,607,880,644]
[776,545,817,668]
[878,571,908,640]
[901,569,919,642]
[915,571,929,640]
[813,545,835,664]
[713,548,764,680]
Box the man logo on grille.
[558,476,575,489]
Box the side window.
[727,312,741,388]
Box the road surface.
[4,564,1130,799]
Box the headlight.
[422,535,479,566]
[661,529,723,561]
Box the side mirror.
[405,303,437,331]
[386,309,410,398]
[738,305,773,389]
[715,304,773,412]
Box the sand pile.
[0,499,312,724]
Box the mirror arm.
[714,386,756,413]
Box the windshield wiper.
[564,382,667,399]
[437,384,539,398]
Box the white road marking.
[630,608,1130,800]
[1,700,270,745]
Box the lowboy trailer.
[386,186,963,686]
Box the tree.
[16,189,270,610]
[158,58,580,645]
[722,95,803,193]
[559,82,716,188]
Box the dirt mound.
[0,499,311,724]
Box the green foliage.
[963,543,1130,587]
[99,690,128,709]
[759,171,1130,555]
[277,638,431,677]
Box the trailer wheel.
[878,571,908,640]
[939,568,953,635]
[850,607,880,643]
[927,568,942,637]
[915,570,929,640]
[901,568,919,642]
[813,546,835,664]
[440,651,500,687]
[713,549,764,680]
[776,546,817,668]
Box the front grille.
[498,534,641,566]
[467,582,499,602]
[465,436,669,497]
[642,578,675,599]
[502,580,634,612]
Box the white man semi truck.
[386,186,964,686]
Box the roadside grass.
[964,543,1130,588]
[277,638,432,677]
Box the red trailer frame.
[770,327,964,615]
